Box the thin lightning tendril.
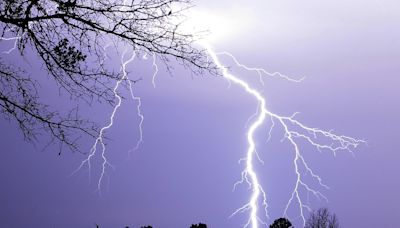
[0,4,58,54]
[71,38,160,191]
[131,52,159,152]
[202,42,364,227]
[151,53,159,88]
[0,35,21,54]
[72,49,139,194]
[0,26,25,55]
[129,76,144,154]
[216,51,305,85]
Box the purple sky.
[1,0,400,227]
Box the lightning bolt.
[202,42,364,227]
[72,49,140,193]
[72,43,159,192]
[128,66,145,154]
[129,52,159,154]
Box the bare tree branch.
[0,0,216,153]
[305,208,340,228]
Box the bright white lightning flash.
[202,42,364,227]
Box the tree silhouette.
[190,223,207,228]
[140,226,152,228]
[269,217,293,228]
[305,208,340,228]
[0,0,215,152]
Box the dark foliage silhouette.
[0,0,216,152]
[305,208,340,228]
[269,217,293,228]
[190,223,207,228]
[141,226,152,228]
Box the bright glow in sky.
[179,7,253,43]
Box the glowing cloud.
[178,6,254,44]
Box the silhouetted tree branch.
[0,0,215,152]
[305,208,340,228]
[0,59,98,152]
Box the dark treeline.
[96,223,207,228]
[141,223,207,228]
[97,208,338,228]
